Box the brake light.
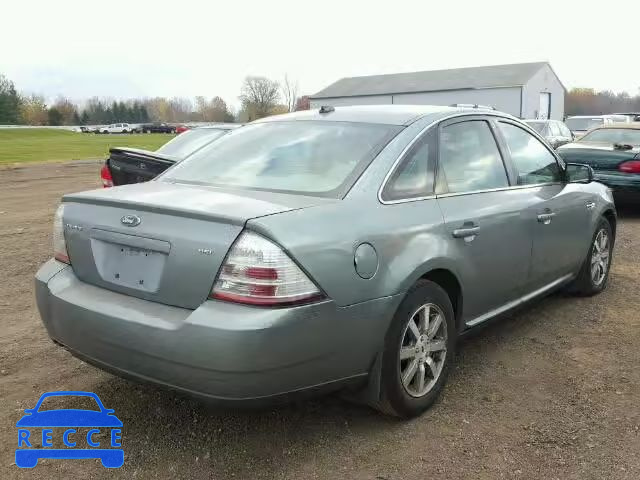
[619,160,640,174]
[53,204,70,264]
[100,164,114,187]
[210,231,324,306]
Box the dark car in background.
[140,122,176,134]
[524,119,573,149]
[557,123,640,202]
[101,124,240,187]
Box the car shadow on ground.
[615,204,640,220]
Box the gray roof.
[256,105,516,126]
[311,62,551,99]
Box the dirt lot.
[1,161,639,479]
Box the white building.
[310,62,565,120]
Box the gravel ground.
[1,161,639,479]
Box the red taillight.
[100,164,114,187]
[618,160,640,174]
[210,231,324,307]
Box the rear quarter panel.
[248,198,453,308]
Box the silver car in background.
[36,105,616,418]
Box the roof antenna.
[319,105,335,114]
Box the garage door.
[539,92,551,119]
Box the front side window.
[382,130,433,201]
[438,120,509,193]
[498,122,561,185]
[163,121,401,197]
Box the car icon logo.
[15,391,124,468]
[120,214,141,227]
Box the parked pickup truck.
[140,122,176,134]
[100,124,240,187]
[99,123,135,134]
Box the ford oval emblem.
[121,214,141,227]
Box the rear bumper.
[35,260,400,404]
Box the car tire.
[377,279,456,418]
[570,217,613,296]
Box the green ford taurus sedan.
[557,123,640,201]
[36,105,616,418]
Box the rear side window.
[559,123,572,137]
[382,130,433,201]
[549,122,561,136]
[498,122,561,185]
[438,120,509,193]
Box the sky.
[2,0,638,109]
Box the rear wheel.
[378,280,456,418]
[570,217,613,296]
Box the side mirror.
[566,163,594,183]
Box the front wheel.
[377,280,456,418]
[569,217,613,296]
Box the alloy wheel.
[398,303,448,398]
[590,229,610,286]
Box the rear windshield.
[525,122,547,134]
[156,128,228,158]
[162,121,401,197]
[565,117,604,131]
[579,128,640,145]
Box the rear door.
[435,117,533,324]
[495,120,591,290]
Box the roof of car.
[595,122,640,130]
[254,105,513,126]
[197,123,241,130]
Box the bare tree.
[239,76,281,120]
[52,96,77,125]
[280,74,299,113]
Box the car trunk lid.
[107,147,177,186]
[558,142,640,171]
[62,181,336,309]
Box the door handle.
[452,226,480,238]
[586,202,596,210]
[537,212,556,224]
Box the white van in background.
[565,114,630,138]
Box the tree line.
[0,73,310,126]
[565,88,640,116]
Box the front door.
[495,120,591,290]
[539,92,551,120]
[435,118,532,324]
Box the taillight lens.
[100,164,114,187]
[619,160,640,174]
[53,204,70,264]
[210,231,324,306]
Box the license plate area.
[91,239,167,293]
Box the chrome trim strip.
[465,274,573,328]
[436,182,561,199]
[378,111,564,205]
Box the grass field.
[0,128,175,164]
